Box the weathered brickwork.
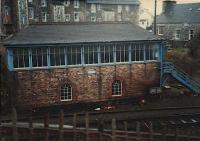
[14,63,160,108]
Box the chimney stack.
[162,0,176,15]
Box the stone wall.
[13,63,160,108]
[28,0,139,23]
[157,23,200,47]
[157,23,200,44]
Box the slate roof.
[157,3,200,24]
[5,23,160,46]
[86,0,140,5]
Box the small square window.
[112,80,122,96]
[41,0,47,7]
[158,26,164,35]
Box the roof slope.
[157,3,200,24]
[5,23,160,46]
[86,0,140,5]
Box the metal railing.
[163,61,200,95]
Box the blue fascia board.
[3,40,164,48]
[6,49,13,71]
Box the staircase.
[162,61,200,95]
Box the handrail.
[163,61,200,94]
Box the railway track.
[1,106,200,141]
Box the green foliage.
[187,31,200,59]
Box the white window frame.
[42,12,47,22]
[189,29,194,40]
[112,80,122,97]
[74,12,80,22]
[60,84,72,101]
[65,14,71,22]
[125,5,129,12]
[97,4,101,11]
[74,0,79,9]
[64,0,70,7]
[28,7,34,19]
[91,4,96,13]
[175,29,181,40]
[158,25,164,35]
[41,0,47,7]
[91,14,96,22]
[118,5,122,13]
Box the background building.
[138,8,153,29]
[1,0,29,36]
[28,0,140,23]
[157,0,200,45]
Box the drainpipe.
[0,0,2,36]
[154,0,157,35]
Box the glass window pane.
[32,48,47,67]
[60,84,72,101]
[67,46,81,65]
[101,45,113,63]
[13,48,29,68]
[84,45,98,64]
[112,80,122,96]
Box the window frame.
[60,84,73,101]
[65,14,71,22]
[13,48,30,69]
[175,29,181,40]
[28,7,34,19]
[91,14,96,22]
[41,12,47,22]
[74,12,80,22]
[74,0,79,9]
[32,48,48,68]
[41,0,47,7]
[118,5,122,13]
[189,29,194,40]
[158,25,164,35]
[112,80,122,97]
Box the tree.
[187,31,200,59]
